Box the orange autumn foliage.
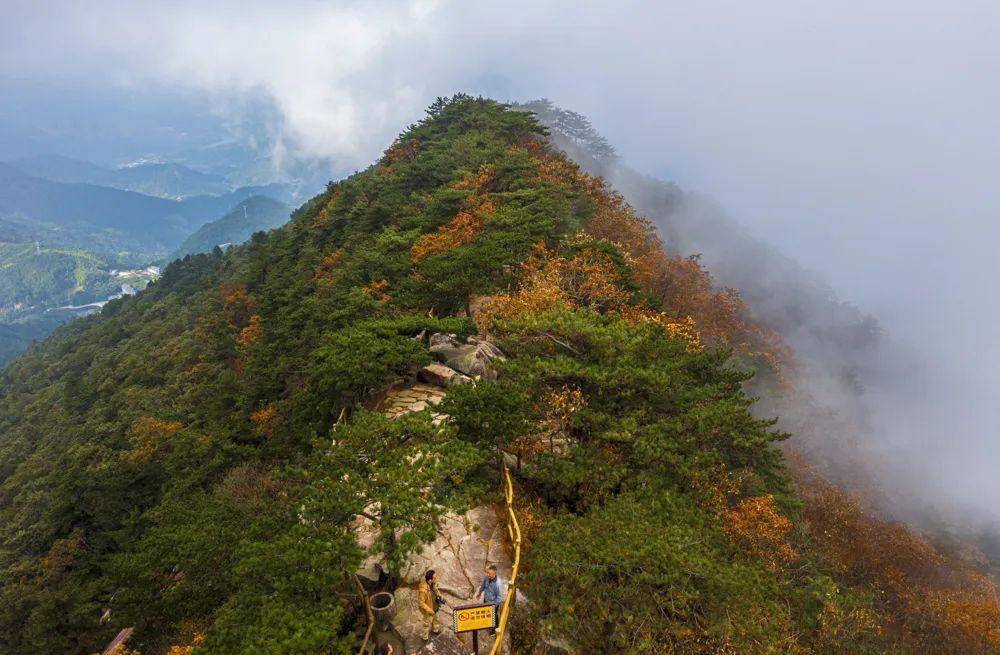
[220,283,264,350]
[453,164,497,192]
[378,137,421,174]
[722,494,797,569]
[648,254,790,369]
[800,478,1000,653]
[511,386,585,458]
[103,646,141,655]
[313,246,347,290]
[237,314,263,346]
[410,206,488,263]
[588,193,788,367]
[410,166,497,263]
[362,278,391,302]
[310,189,342,229]
[518,142,790,370]
[540,386,584,432]
[684,461,748,512]
[220,283,252,317]
[250,403,280,438]
[165,633,204,655]
[121,417,183,462]
[484,241,701,350]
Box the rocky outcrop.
[399,506,511,595]
[388,587,426,652]
[394,505,512,653]
[428,333,461,351]
[417,363,472,387]
[428,334,506,380]
[412,631,467,655]
[378,333,504,419]
[100,627,134,655]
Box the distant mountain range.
[0,157,299,363]
[168,195,290,261]
[0,162,292,258]
[11,154,230,199]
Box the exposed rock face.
[428,333,461,351]
[412,630,467,655]
[362,333,511,653]
[466,336,504,357]
[417,362,472,387]
[428,334,506,380]
[399,506,511,594]
[393,505,512,654]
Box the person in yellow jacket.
[419,569,443,640]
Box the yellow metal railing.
[353,573,375,655]
[489,466,522,655]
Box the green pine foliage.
[0,96,910,654]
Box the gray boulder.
[427,335,505,380]
[418,363,472,387]
[428,333,461,352]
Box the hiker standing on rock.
[476,564,503,635]
[419,569,443,641]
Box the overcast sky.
[2,0,998,520]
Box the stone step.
[412,630,466,655]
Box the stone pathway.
[411,630,467,655]
[380,382,448,423]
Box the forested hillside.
[0,244,161,364]
[0,97,995,655]
[168,196,291,261]
[0,243,111,312]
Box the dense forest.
[0,97,996,654]
[0,243,114,312]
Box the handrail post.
[488,466,521,655]
[353,573,375,655]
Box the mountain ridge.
[11,154,230,199]
[167,195,291,262]
[0,96,994,655]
